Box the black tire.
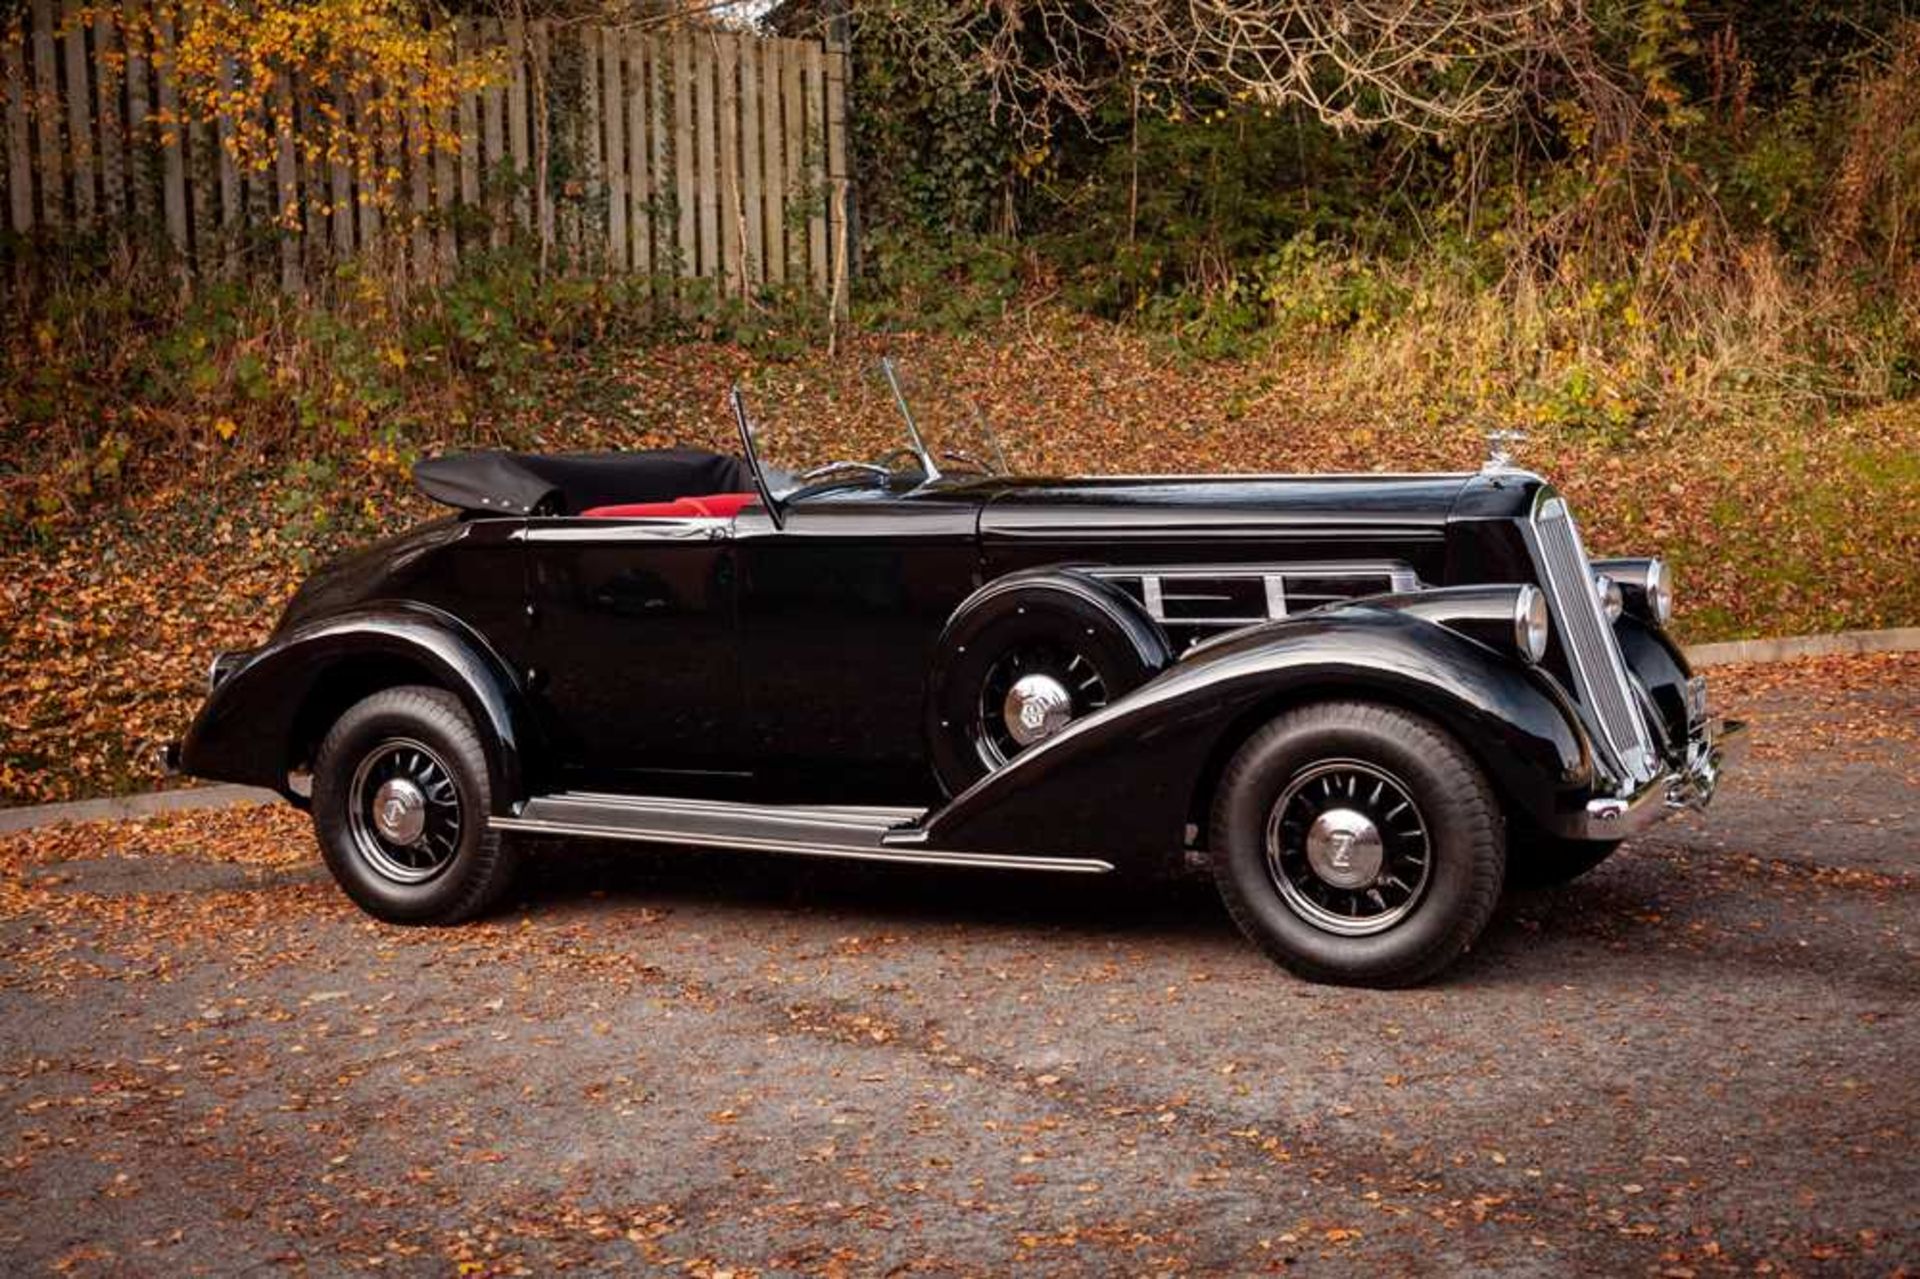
[1506,822,1622,888]
[928,576,1171,796]
[1208,701,1505,987]
[311,685,519,925]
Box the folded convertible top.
[413,448,752,516]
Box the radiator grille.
[1533,496,1658,782]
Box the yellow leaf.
[213,417,238,441]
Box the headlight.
[1645,558,1674,626]
[1514,585,1550,664]
[1595,573,1624,622]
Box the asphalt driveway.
[2,654,1915,1275]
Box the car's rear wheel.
[1208,701,1504,987]
[311,685,519,924]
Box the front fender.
[177,603,535,812]
[915,605,1595,867]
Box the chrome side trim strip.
[513,518,732,544]
[550,792,926,826]
[488,815,1114,874]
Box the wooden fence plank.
[328,89,352,256]
[5,35,32,233]
[739,36,761,291]
[30,0,60,229]
[62,0,93,227]
[601,29,625,270]
[455,19,478,212]
[505,18,526,231]
[188,94,215,267]
[434,64,455,276]
[275,72,298,290]
[752,36,775,282]
[480,18,502,247]
[671,27,693,278]
[580,24,600,267]
[359,90,387,265]
[123,0,148,224]
[153,4,186,252]
[803,41,826,291]
[780,40,802,283]
[693,31,715,279]
[826,37,849,300]
[212,56,238,239]
[408,97,430,277]
[531,20,552,257]
[715,31,741,296]
[626,31,650,279]
[93,5,121,222]
[648,32,668,280]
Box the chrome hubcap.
[371,778,428,846]
[1266,760,1431,937]
[977,643,1109,769]
[1304,808,1383,888]
[1004,673,1073,746]
[347,739,463,885]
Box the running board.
[491,792,1113,874]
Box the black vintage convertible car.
[171,363,1741,986]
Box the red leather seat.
[580,492,757,519]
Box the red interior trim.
[580,492,757,520]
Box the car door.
[521,513,744,793]
[731,493,982,803]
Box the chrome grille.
[1532,496,1657,783]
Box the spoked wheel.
[1265,760,1432,936]
[1209,701,1505,987]
[975,641,1111,771]
[927,575,1173,796]
[346,738,464,885]
[312,685,519,924]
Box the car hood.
[973,473,1478,541]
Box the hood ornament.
[1482,429,1529,473]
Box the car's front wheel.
[1208,701,1505,987]
[311,685,519,924]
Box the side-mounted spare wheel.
[311,685,520,924]
[927,571,1174,796]
[1209,701,1506,987]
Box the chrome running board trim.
[492,792,1114,874]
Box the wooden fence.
[0,2,851,297]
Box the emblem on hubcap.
[371,777,428,846]
[1304,808,1384,889]
[1003,673,1074,746]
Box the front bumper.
[1576,716,1746,840]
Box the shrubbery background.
[1,0,1916,802]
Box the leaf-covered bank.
[2,307,1915,806]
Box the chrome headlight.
[1645,558,1673,626]
[1595,573,1624,623]
[1514,585,1550,664]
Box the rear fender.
[915,605,1595,867]
[178,604,536,812]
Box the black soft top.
[413,448,752,516]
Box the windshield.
[731,358,1009,503]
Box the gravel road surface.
[2,654,1915,1275]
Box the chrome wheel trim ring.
[347,737,463,885]
[1265,759,1432,937]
